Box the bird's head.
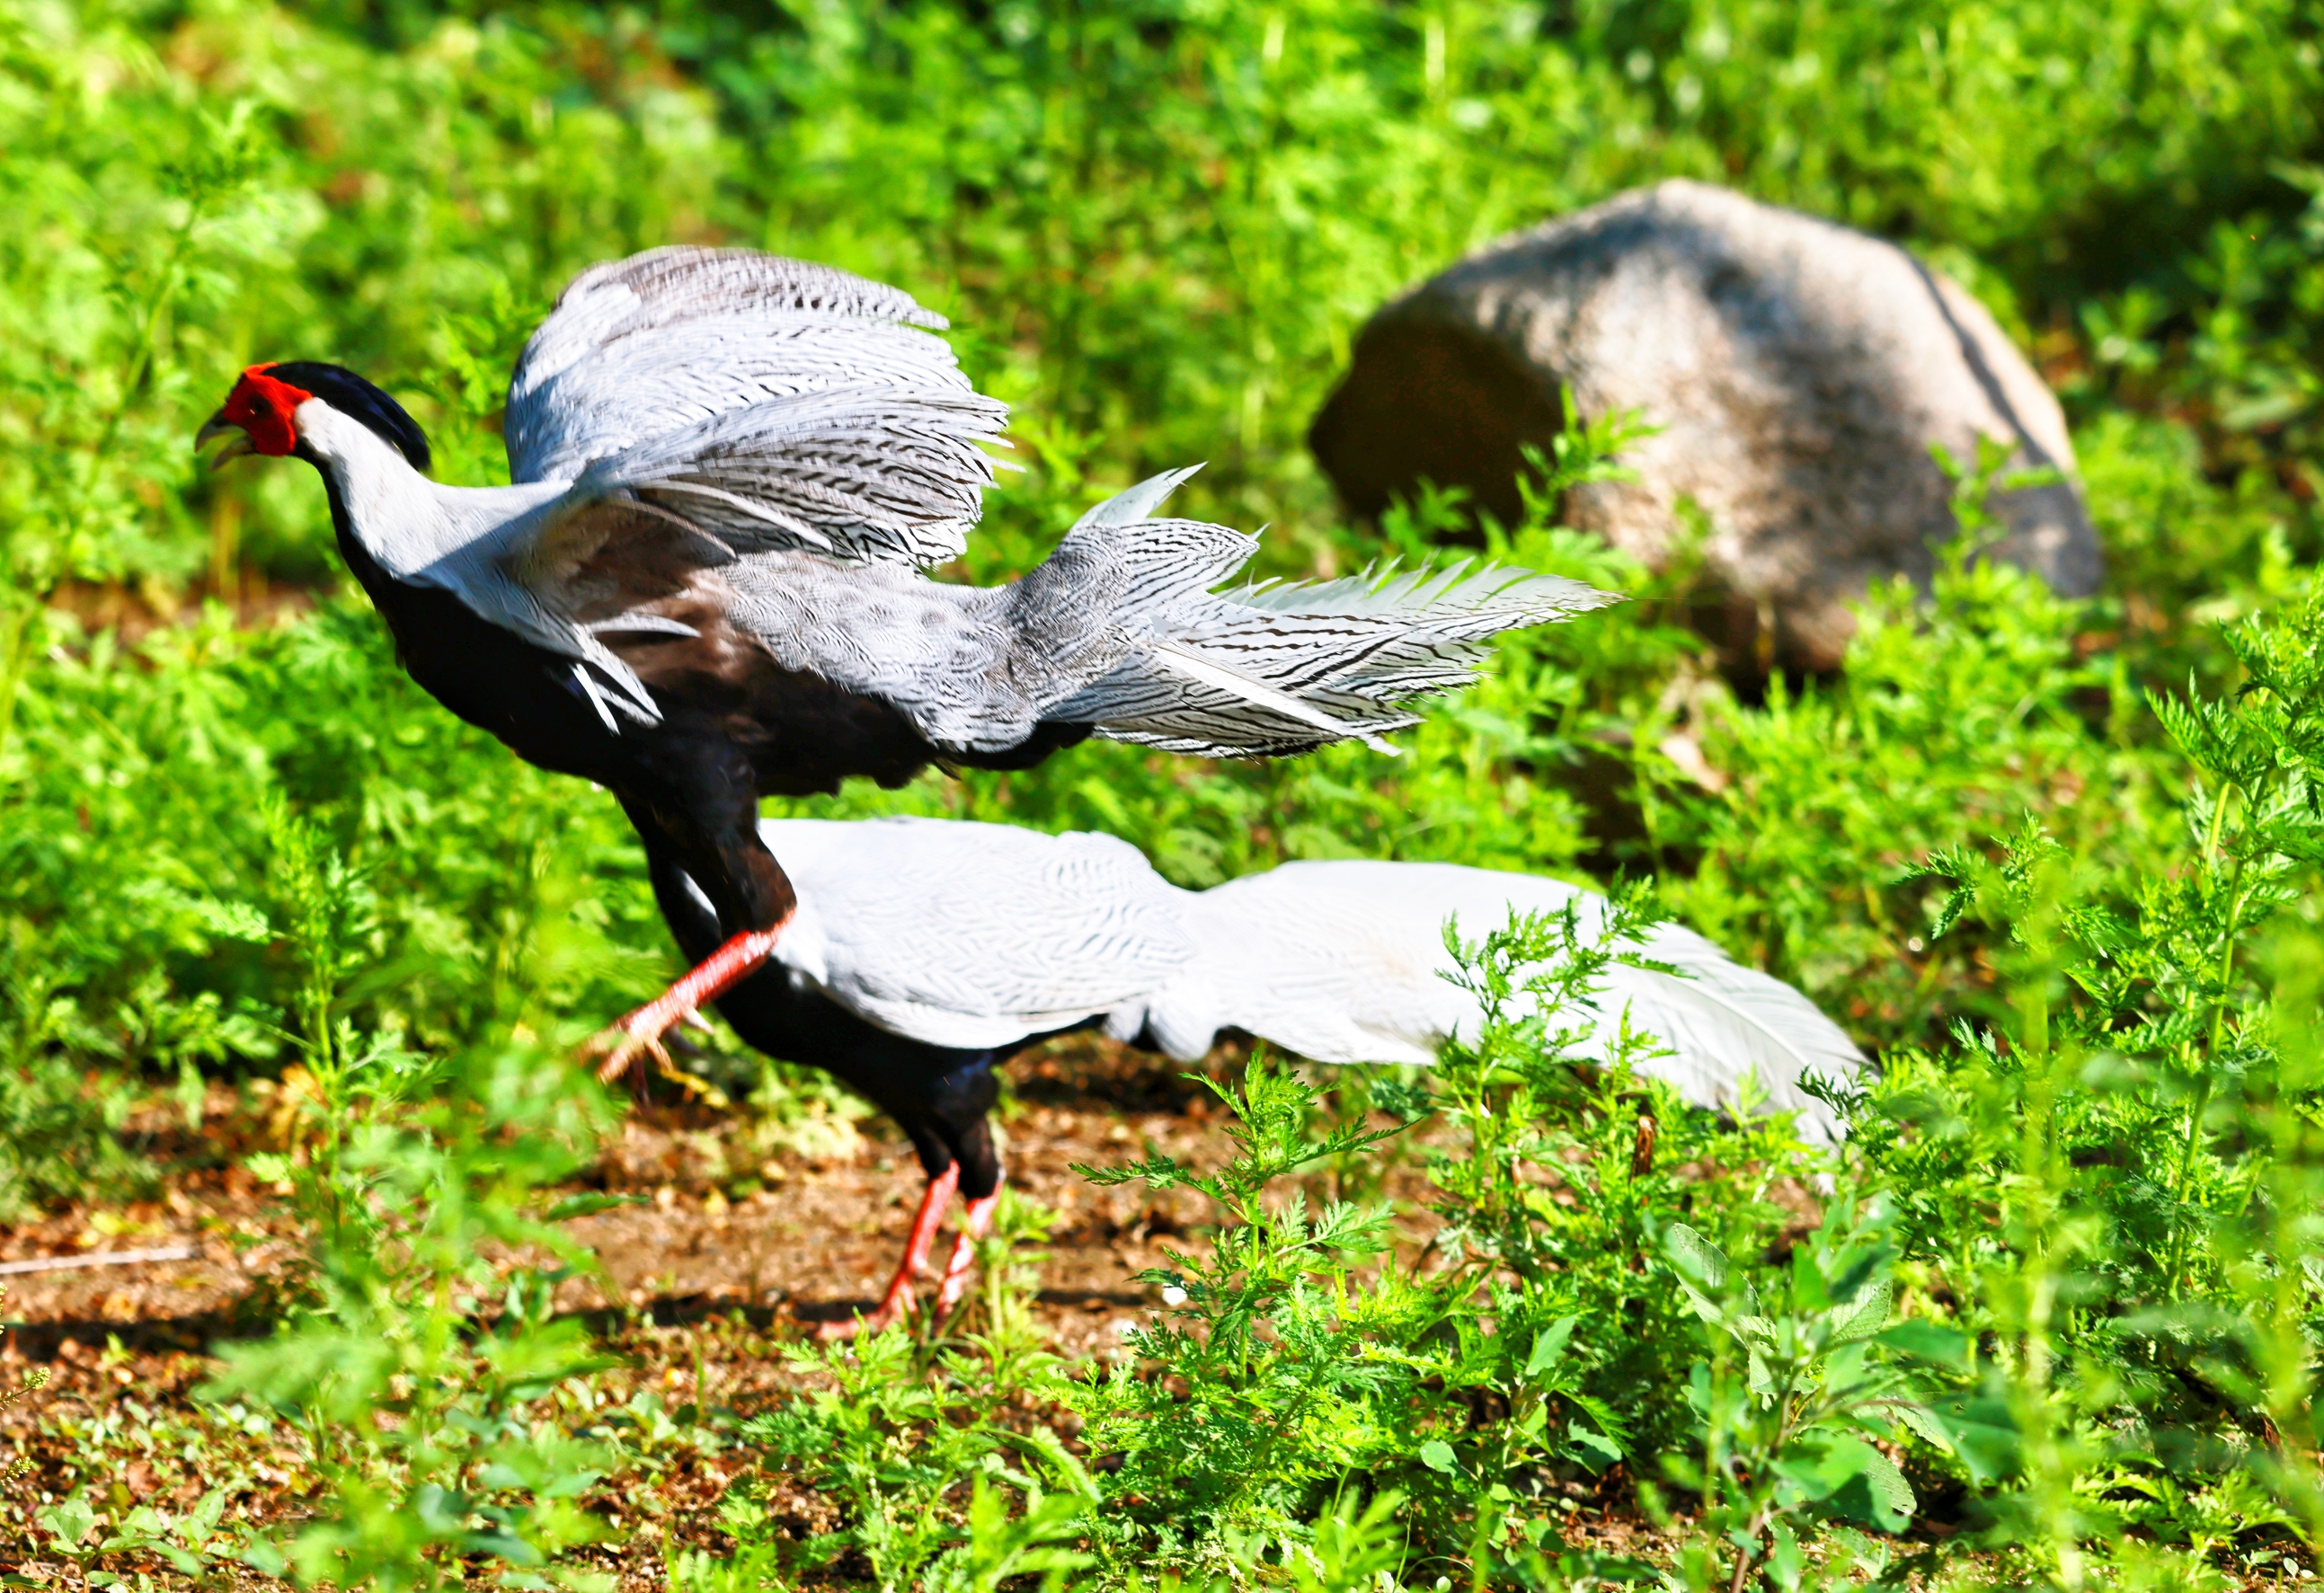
[197,362,432,473]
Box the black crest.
[271,361,433,473]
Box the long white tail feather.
[758,821,1866,1146]
[1611,927,1863,1085]
[1151,859,1862,1142]
[1592,930,1864,1140]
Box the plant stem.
[1727,1509,1765,1593]
[2169,781,2252,1297]
[0,596,45,781]
[79,204,205,509]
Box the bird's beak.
[196,412,254,469]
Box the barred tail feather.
[1049,552,1619,757]
[1216,562,1619,698]
[1001,466,1620,757]
[1143,642,1400,756]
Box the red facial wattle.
[220,363,314,456]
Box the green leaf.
[1876,1321,1970,1371]
[1849,1444,1917,1532]
[1568,1424,1622,1471]
[1916,1395,2021,1484]
[1419,1439,1458,1474]
[1828,1279,1893,1344]
[1889,1402,1955,1454]
[1663,1224,1736,1324]
[37,1497,97,1550]
[1663,1223,1730,1290]
[1524,1314,1578,1379]
[1672,1279,1723,1325]
[99,1502,175,1553]
[129,882,273,945]
[1776,1436,1915,1532]
[462,1529,546,1566]
[994,1427,1104,1502]
[1768,1516,1805,1590]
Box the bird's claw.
[816,1256,945,1341]
[815,1272,984,1342]
[814,1292,915,1342]
[580,1006,687,1087]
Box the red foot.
[582,923,787,1085]
[818,1164,960,1341]
[934,1184,1003,1315]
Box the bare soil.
[4,1035,1645,1588]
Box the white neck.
[295,399,455,578]
[294,398,561,581]
[293,398,427,490]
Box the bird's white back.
[746,819,1862,1141]
[759,817,1198,1050]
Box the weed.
[0,1283,49,1482]
[5,0,2324,1586]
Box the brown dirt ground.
[1,1037,1531,1588]
[0,1036,1950,1589]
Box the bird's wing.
[1158,860,1864,1140]
[714,555,1041,753]
[760,816,1198,1051]
[503,247,1006,567]
[484,466,1019,735]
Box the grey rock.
[1309,179,2099,669]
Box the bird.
[195,247,1619,1077]
[648,813,1867,1334]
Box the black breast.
[330,511,628,783]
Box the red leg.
[934,1181,1004,1317]
[817,1164,961,1341]
[582,922,789,1085]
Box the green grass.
[5,0,2324,1587]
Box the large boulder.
[1308,179,2099,668]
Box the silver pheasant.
[195,246,1620,1078]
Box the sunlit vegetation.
[4,0,2324,1586]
